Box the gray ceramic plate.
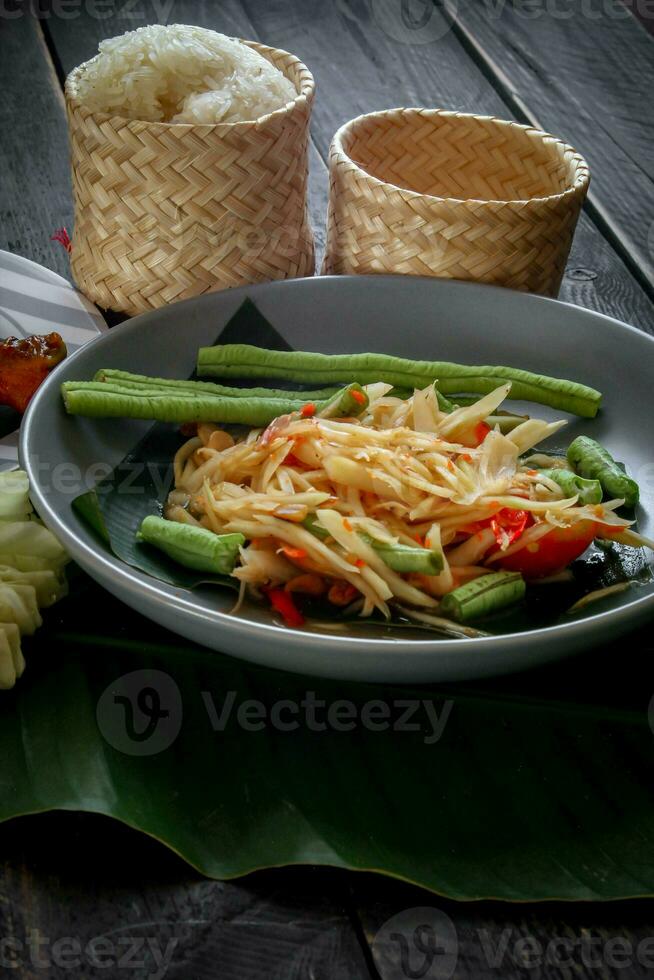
[20,276,654,681]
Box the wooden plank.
[0,17,73,279]
[235,0,654,331]
[0,811,372,979]
[447,0,654,293]
[353,875,654,980]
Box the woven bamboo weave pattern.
[323,109,589,297]
[66,41,315,316]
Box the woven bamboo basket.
[65,41,315,316]
[323,109,590,297]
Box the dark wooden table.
[2,2,654,977]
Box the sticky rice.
[73,24,297,124]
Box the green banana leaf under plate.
[3,567,654,903]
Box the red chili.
[300,403,316,417]
[490,508,530,549]
[463,508,531,548]
[351,389,366,405]
[263,587,305,627]
[51,227,72,253]
[474,421,491,446]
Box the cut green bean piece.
[196,345,602,417]
[440,571,526,622]
[360,534,444,574]
[567,436,639,508]
[138,516,244,574]
[317,383,369,419]
[537,468,603,504]
[302,518,444,574]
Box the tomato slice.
[493,520,599,578]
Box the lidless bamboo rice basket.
[323,109,590,297]
[65,41,315,316]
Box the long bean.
[567,436,639,508]
[537,468,602,504]
[302,519,443,574]
[440,571,525,622]
[318,383,368,418]
[196,345,602,417]
[95,369,340,402]
[62,385,313,424]
[61,381,364,426]
[360,534,444,574]
[138,516,244,574]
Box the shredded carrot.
[459,453,472,463]
[280,545,308,560]
[343,518,353,532]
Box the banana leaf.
[2,569,654,901]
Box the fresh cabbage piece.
[0,520,67,561]
[0,566,67,608]
[0,583,42,635]
[0,471,32,521]
[0,623,23,690]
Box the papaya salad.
[62,345,652,635]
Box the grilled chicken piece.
[0,333,67,413]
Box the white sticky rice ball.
[74,24,297,124]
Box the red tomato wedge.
[493,520,599,578]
